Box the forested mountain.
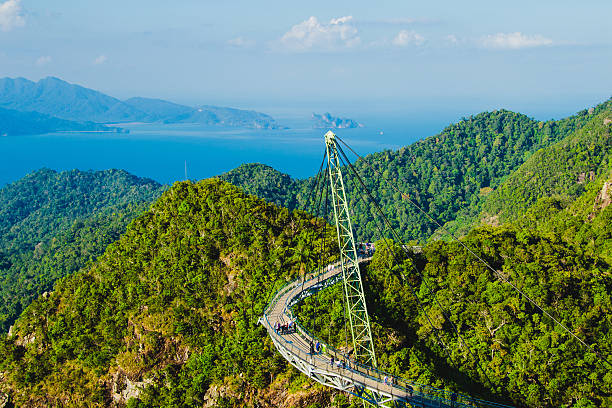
[221,98,612,242]
[0,99,611,407]
[1,180,609,407]
[0,107,125,136]
[0,169,165,331]
[0,77,280,128]
[296,228,612,407]
[0,180,338,407]
[220,163,299,209]
[480,111,611,225]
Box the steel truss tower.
[325,130,377,368]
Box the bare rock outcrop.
[588,180,611,220]
[110,370,152,405]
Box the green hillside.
[221,99,612,243]
[0,179,337,407]
[480,111,612,226]
[296,227,612,408]
[0,169,165,331]
[1,180,609,407]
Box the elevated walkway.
[260,261,514,408]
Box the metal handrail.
[262,261,514,408]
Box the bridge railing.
[263,260,513,408]
[287,313,512,408]
[264,260,343,318]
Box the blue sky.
[0,0,611,119]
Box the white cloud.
[392,30,425,47]
[35,55,51,66]
[0,0,25,32]
[279,16,360,52]
[228,36,255,47]
[481,32,553,49]
[93,55,107,65]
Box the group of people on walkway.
[329,355,348,370]
[274,320,295,334]
[309,341,323,355]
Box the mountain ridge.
[0,106,126,136]
[0,76,280,129]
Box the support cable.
[336,146,498,394]
[336,135,612,369]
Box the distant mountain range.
[0,76,280,130]
[0,106,125,136]
[312,112,364,129]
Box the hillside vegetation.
[221,98,612,242]
[480,111,611,225]
[296,227,612,407]
[0,179,338,407]
[0,169,164,331]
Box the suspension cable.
[336,145,498,394]
[336,135,612,369]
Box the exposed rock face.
[588,180,611,221]
[594,181,611,211]
[0,392,9,408]
[604,118,612,126]
[110,370,152,405]
[15,332,36,347]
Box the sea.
[0,114,451,187]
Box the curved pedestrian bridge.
[260,260,514,408]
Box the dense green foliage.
[296,228,612,407]
[220,163,298,209]
[0,180,337,407]
[222,99,612,243]
[0,169,164,331]
[1,99,611,408]
[481,112,612,225]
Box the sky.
[0,0,611,120]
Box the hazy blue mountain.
[171,105,280,129]
[312,112,364,129]
[0,77,146,123]
[0,77,281,128]
[0,106,126,136]
[123,97,193,121]
[123,97,280,128]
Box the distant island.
[312,112,364,129]
[0,77,281,132]
[0,106,126,136]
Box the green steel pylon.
[325,130,377,368]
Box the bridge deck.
[261,262,514,408]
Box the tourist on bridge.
[330,356,335,368]
[309,342,314,355]
[315,341,320,353]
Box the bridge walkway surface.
[260,260,514,408]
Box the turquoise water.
[0,116,445,186]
